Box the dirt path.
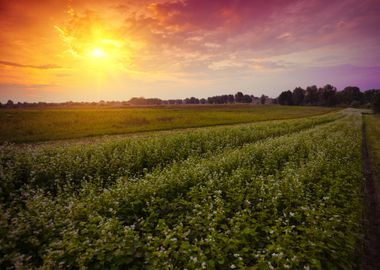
[361,115,380,270]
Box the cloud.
[0,83,53,90]
[114,0,380,74]
[0,0,379,102]
[0,60,63,70]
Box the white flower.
[231,264,236,269]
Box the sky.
[0,0,380,102]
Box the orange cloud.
[0,0,379,102]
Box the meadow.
[0,105,336,143]
[0,108,370,269]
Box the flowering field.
[0,105,336,143]
[0,110,364,269]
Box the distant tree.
[363,90,376,105]
[186,97,199,104]
[6,100,14,108]
[292,87,305,105]
[235,92,244,103]
[305,85,319,105]
[128,97,162,105]
[318,84,337,106]
[260,94,267,105]
[339,86,362,105]
[278,90,293,105]
[373,92,380,114]
[242,94,252,103]
[227,95,235,103]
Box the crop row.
[0,112,363,269]
[0,112,341,204]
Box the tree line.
[1,92,271,108]
[128,92,271,105]
[2,85,380,113]
[277,85,380,113]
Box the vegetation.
[278,85,380,107]
[0,110,365,269]
[2,86,379,109]
[364,114,380,176]
[0,105,336,143]
[372,92,380,114]
[0,112,342,204]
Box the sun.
[55,13,138,74]
[90,48,107,58]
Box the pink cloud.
[0,0,379,102]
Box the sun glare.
[90,48,107,58]
[55,12,139,80]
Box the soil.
[361,116,380,270]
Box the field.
[0,107,370,269]
[0,105,336,143]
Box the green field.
[0,105,337,143]
[0,109,367,269]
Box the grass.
[0,105,337,143]
[364,113,380,179]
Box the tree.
[292,87,305,105]
[305,85,318,105]
[339,86,362,105]
[6,100,14,108]
[373,92,380,114]
[242,94,252,103]
[260,95,267,105]
[235,92,244,103]
[363,89,378,105]
[278,90,293,105]
[185,97,200,104]
[318,84,337,106]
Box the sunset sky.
[0,0,380,102]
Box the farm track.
[361,114,380,270]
